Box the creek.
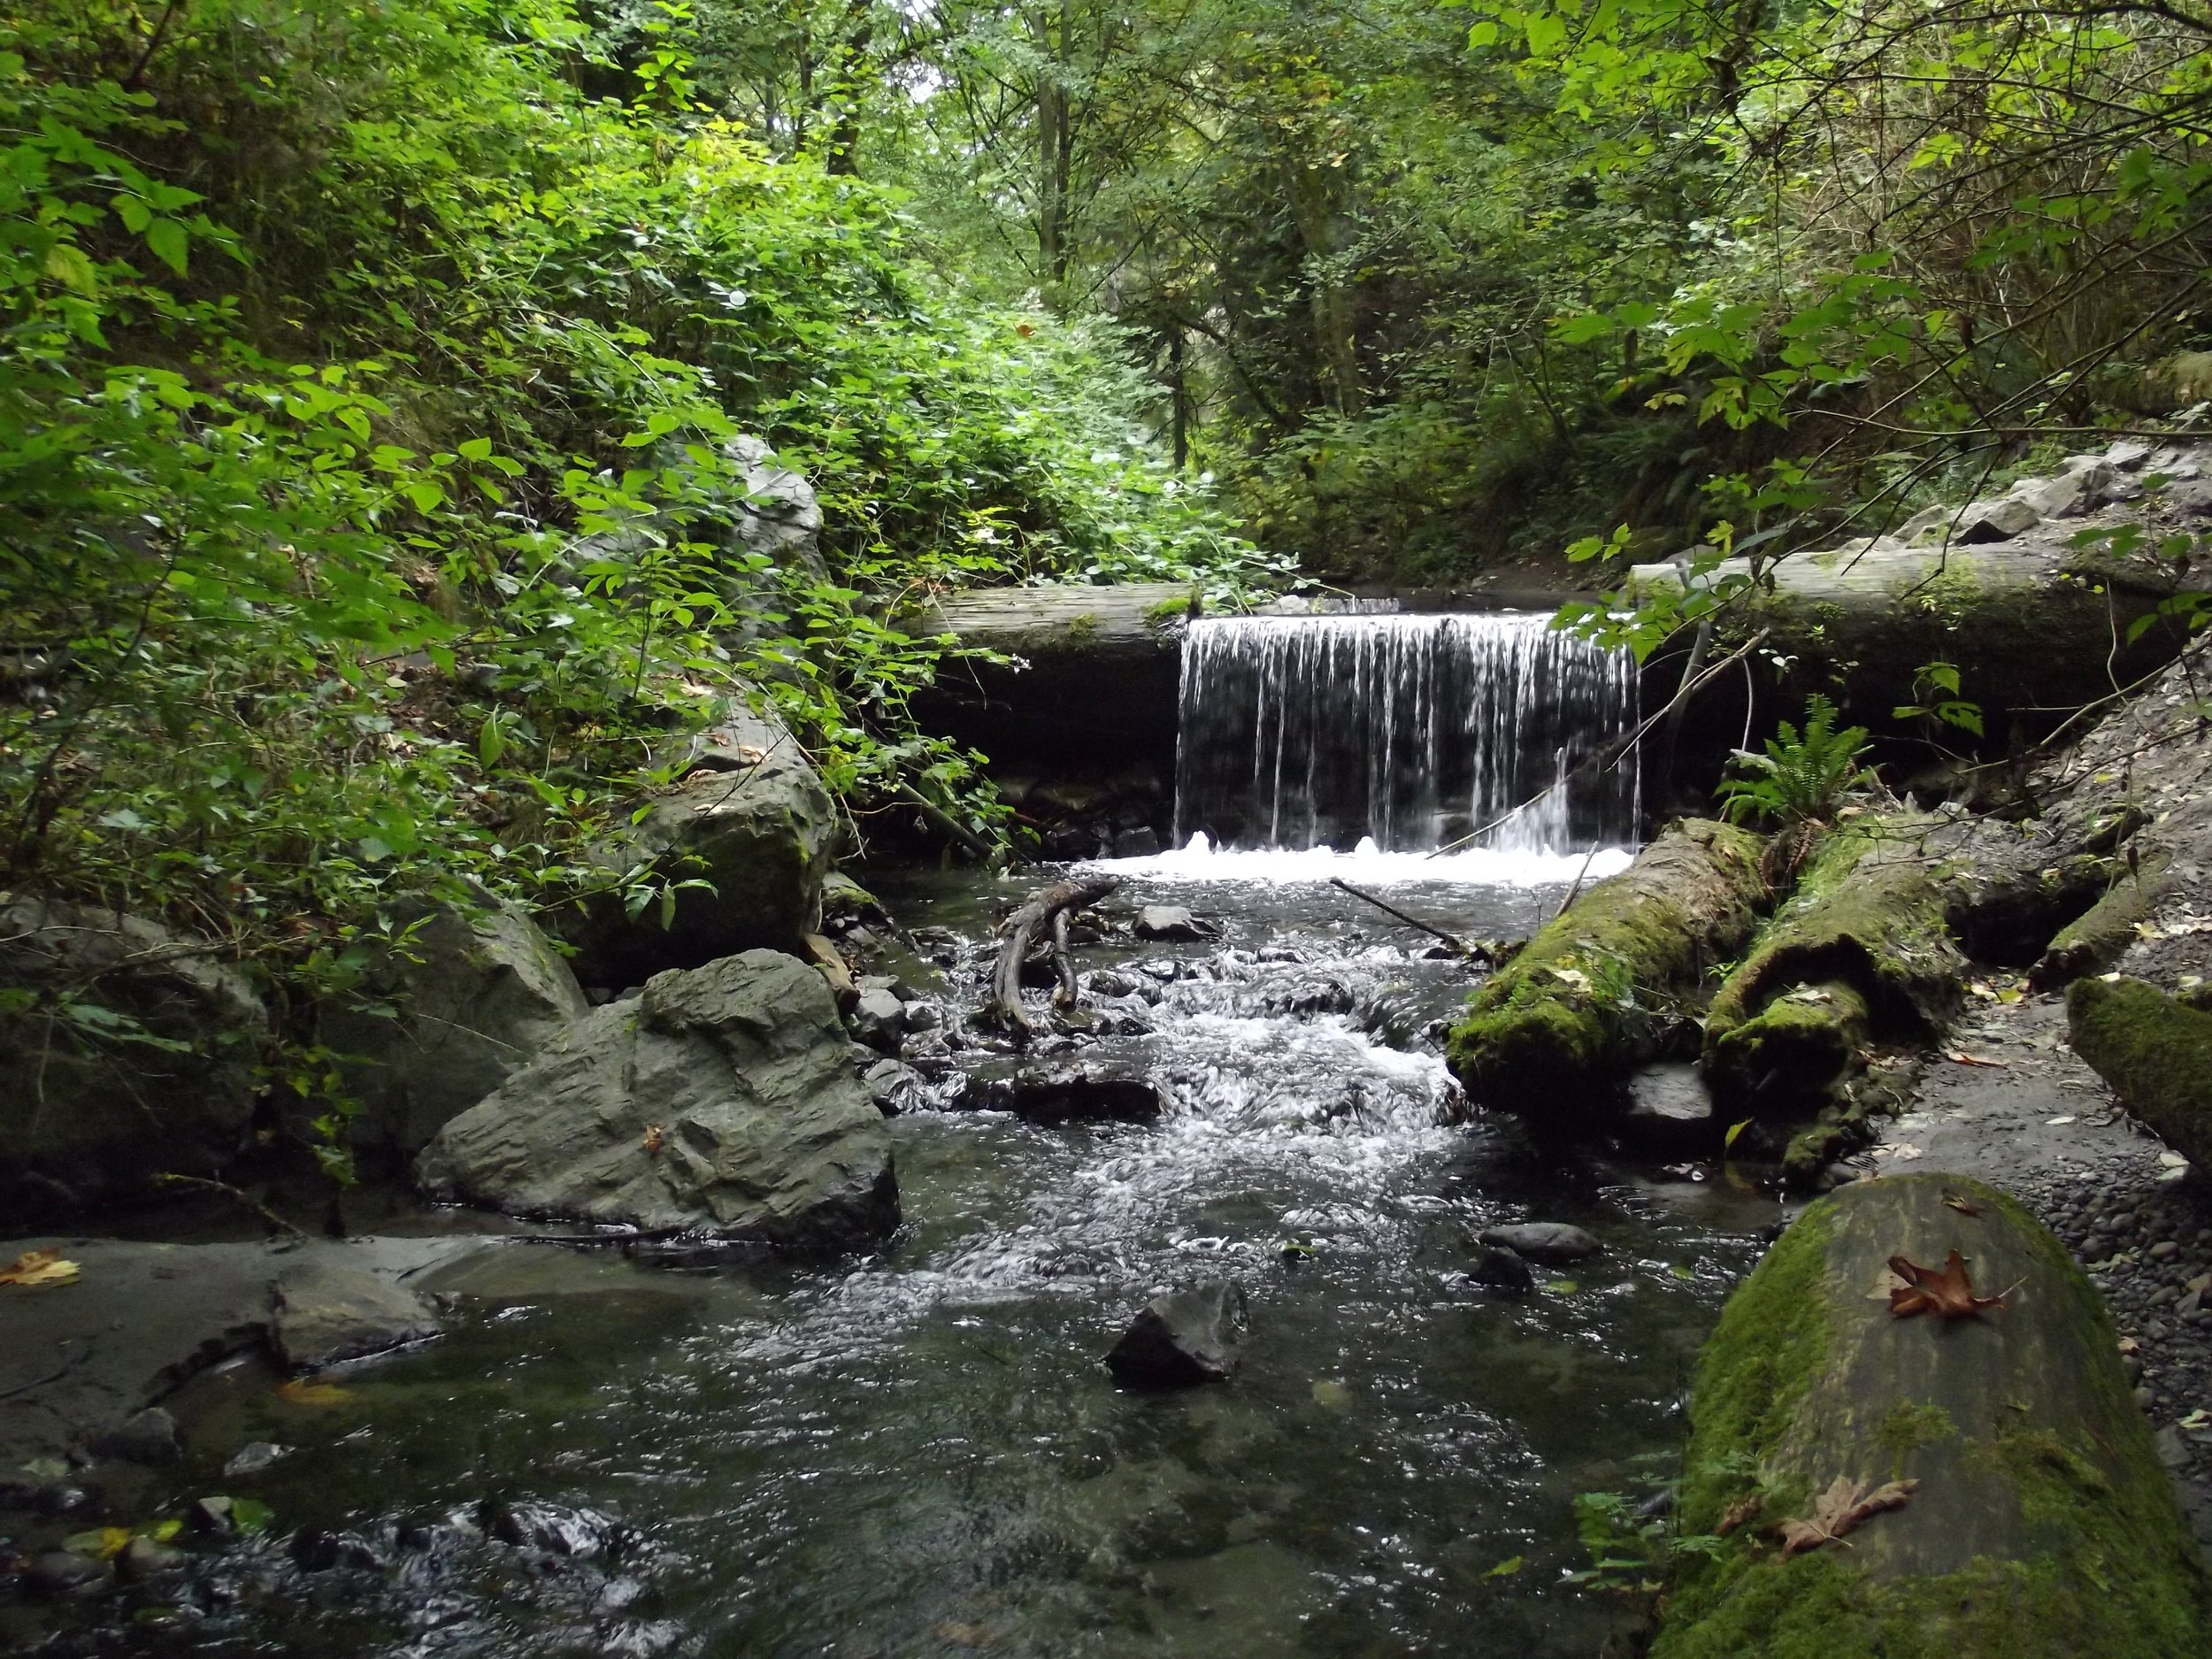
[25,612,1779,1659]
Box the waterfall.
[1171,611,1640,855]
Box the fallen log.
[1655,1171,2209,1658]
[1445,818,1768,1122]
[2066,974,2212,1171]
[1701,818,1963,1128]
[987,874,1119,1035]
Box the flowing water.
[16,616,1778,1659]
[22,853,1775,1659]
[1172,612,1640,855]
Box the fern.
[1714,695,1875,828]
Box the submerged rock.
[1106,1282,1246,1388]
[1477,1223,1600,1263]
[271,1263,442,1371]
[1136,904,1215,942]
[1469,1244,1534,1294]
[964,1064,1164,1124]
[417,949,897,1248]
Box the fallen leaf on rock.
[1940,1189,1983,1216]
[0,1248,79,1288]
[641,1124,665,1156]
[2180,1409,2211,1432]
[1487,1555,1525,1578]
[274,1379,353,1407]
[2159,1151,2190,1169]
[2118,1336,2142,1355]
[2045,1116,2077,1126]
[1777,1475,1918,1557]
[1945,1051,2008,1068]
[1872,1143,1924,1162]
[64,1526,132,1559]
[1888,1249,2014,1321]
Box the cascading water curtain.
[1171,613,1639,854]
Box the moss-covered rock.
[2066,973,2212,1170]
[1655,1172,2208,1659]
[1701,819,1962,1119]
[1446,818,1767,1123]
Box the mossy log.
[1701,820,1963,1118]
[1656,1171,2208,1659]
[2032,850,2171,989]
[1446,818,1767,1121]
[2066,974,2212,1171]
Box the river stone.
[88,1406,182,1467]
[965,1064,1164,1124]
[0,895,267,1212]
[1135,904,1213,942]
[1477,1222,1601,1262]
[271,1263,442,1371]
[721,434,825,575]
[1619,1063,1720,1153]
[1470,1243,1534,1294]
[416,949,898,1248]
[863,1058,930,1115]
[1106,1282,1246,1388]
[849,987,905,1052]
[321,899,588,1157]
[23,1551,108,1595]
[565,698,836,987]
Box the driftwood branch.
[1049,909,1079,1008]
[989,874,1120,1033]
[1327,878,1488,963]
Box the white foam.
[1086,831,1634,887]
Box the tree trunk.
[1656,1171,2209,1656]
[1446,818,1769,1125]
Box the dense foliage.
[0,0,1279,1104]
[643,0,2208,584]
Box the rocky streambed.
[1,852,1786,1659]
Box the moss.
[1143,591,1199,628]
[1675,1200,1838,1532]
[1065,611,1100,642]
[1707,980,1870,1116]
[2067,974,2212,1169]
[1876,1401,1957,1474]
[2036,849,2170,985]
[1706,818,1955,1038]
[1447,818,1768,1119]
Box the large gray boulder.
[0,895,266,1211]
[722,435,825,575]
[416,949,896,1248]
[321,901,588,1157]
[567,698,837,987]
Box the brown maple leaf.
[1776,1475,1918,1557]
[1887,1248,2013,1320]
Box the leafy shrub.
[1713,696,1875,830]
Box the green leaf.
[145,218,190,275]
[1487,1555,1525,1577]
[1724,1118,1753,1150]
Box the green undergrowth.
[0,0,1283,1166]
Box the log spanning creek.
[18,614,1786,1658]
